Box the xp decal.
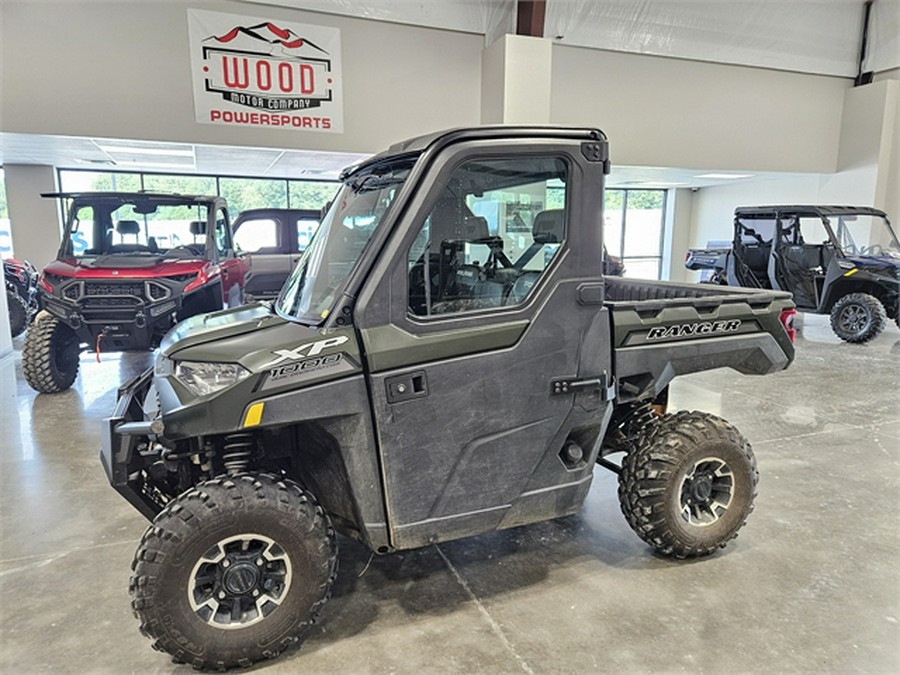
[188,9,343,132]
[262,335,350,367]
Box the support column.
[4,164,61,269]
[481,34,552,125]
[663,189,694,282]
[818,79,898,210]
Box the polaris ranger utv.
[102,127,797,669]
[25,192,249,393]
[686,205,899,342]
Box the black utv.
[103,127,797,669]
[686,205,900,342]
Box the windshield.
[276,160,413,323]
[831,214,900,258]
[64,199,212,258]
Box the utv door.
[233,214,294,298]
[355,141,614,550]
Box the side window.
[296,217,320,251]
[215,209,230,257]
[234,218,279,254]
[407,156,568,317]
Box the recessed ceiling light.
[694,173,755,179]
[97,145,194,157]
[113,160,196,170]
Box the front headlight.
[174,361,250,397]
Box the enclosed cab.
[102,127,796,669]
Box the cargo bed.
[603,276,795,400]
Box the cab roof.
[735,205,887,218]
[340,125,607,180]
[42,191,220,204]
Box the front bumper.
[100,367,162,520]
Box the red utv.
[25,192,250,393]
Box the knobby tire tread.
[130,473,337,671]
[618,411,757,559]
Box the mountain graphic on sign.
[205,21,328,55]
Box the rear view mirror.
[133,203,158,215]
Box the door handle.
[386,371,428,403]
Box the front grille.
[63,284,80,300]
[82,296,142,307]
[85,282,144,297]
[147,282,169,300]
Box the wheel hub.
[188,534,292,630]
[839,304,869,333]
[679,457,734,527]
[222,562,261,596]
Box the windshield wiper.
[349,173,404,193]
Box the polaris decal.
[262,336,349,367]
[648,320,742,340]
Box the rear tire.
[131,474,337,670]
[618,411,758,559]
[22,312,81,393]
[830,292,886,343]
[7,290,28,338]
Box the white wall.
[5,165,60,270]
[687,76,900,281]
[663,189,694,283]
[550,44,848,173]
[686,174,824,281]
[1,0,483,155]
[818,79,898,207]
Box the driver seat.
[189,220,207,244]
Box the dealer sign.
[188,9,343,133]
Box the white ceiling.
[249,0,900,76]
[2,1,879,189]
[0,132,368,182]
[0,130,814,190]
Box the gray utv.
[103,127,797,669]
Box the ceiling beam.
[516,0,546,38]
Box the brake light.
[779,308,797,344]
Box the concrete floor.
[1,312,898,674]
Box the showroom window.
[57,170,339,217]
[219,177,288,217]
[0,168,11,259]
[289,180,340,210]
[605,189,667,279]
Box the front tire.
[829,292,886,343]
[7,289,28,337]
[131,474,337,670]
[22,312,81,393]
[618,411,758,559]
